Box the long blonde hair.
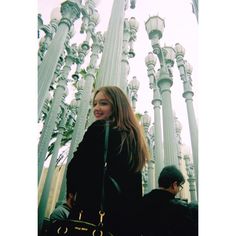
[93,86,150,172]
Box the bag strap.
[100,120,110,212]
[70,121,110,222]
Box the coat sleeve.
[66,120,106,196]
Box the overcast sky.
[38,0,198,147]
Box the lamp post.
[128,76,140,111]
[58,30,103,202]
[175,42,198,194]
[120,18,131,93]
[73,77,85,113]
[145,52,164,184]
[184,154,197,202]
[120,17,139,92]
[145,15,178,167]
[95,0,134,91]
[71,43,90,83]
[38,42,77,183]
[38,0,81,118]
[141,111,155,192]
[38,7,60,66]
[173,113,183,168]
[128,17,139,58]
[38,105,68,233]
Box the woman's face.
[93,91,112,121]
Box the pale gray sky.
[38,0,198,147]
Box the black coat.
[66,120,142,235]
[135,189,198,236]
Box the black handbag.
[48,121,114,236]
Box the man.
[137,165,198,236]
[49,193,74,222]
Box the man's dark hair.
[158,165,185,188]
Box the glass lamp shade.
[46,92,53,102]
[90,9,100,25]
[129,76,140,91]
[182,144,191,157]
[129,17,139,31]
[185,61,193,74]
[145,52,157,66]
[141,111,151,127]
[175,117,183,132]
[145,15,165,40]
[50,7,61,21]
[163,46,176,67]
[149,125,155,138]
[175,43,185,57]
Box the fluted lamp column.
[145,15,178,167]
[38,0,81,118]
[145,52,164,184]
[38,43,77,183]
[38,105,68,233]
[71,77,85,113]
[58,30,103,202]
[175,43,198,194]
[128,17,139,58]
[38,8,60,66]
[95,0,129,91]
[141,111,155,192]
[184,154,197,202]
[174,114,183,168]
[120,18,131,92]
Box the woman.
[66,86,149,235]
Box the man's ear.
[172,181,178,189]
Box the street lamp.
[38,42,77,183]
[175,42,198,194]
[145,15,178,167]
[74,77,85,112]
[95,0,129,90]
[141,111,155,193]
[72,43,90,80]
[38,8,61,66]
[184,154,197,202]
[81,8,100,50]
[38,105,68,232]
[120,16,139,92]
[38,0,81,118]
[141,111,156,193]
[128,17,139,58]
[58,30,104,203]
[141,111,151,134]
[145,51,164,183]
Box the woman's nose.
[94,104,99,110]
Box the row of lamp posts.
[38,1,198,233]
[144,14,198,198]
